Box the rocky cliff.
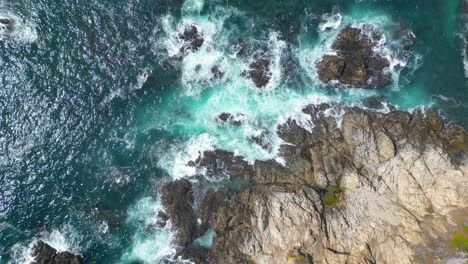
[161,105,468,264]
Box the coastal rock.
[246,50,271,88]
[216,113,244,126]
[251,131,273,152]
[160,179,197,248]
[0,17,13,32]
[316,26,392,88]
[32,240,83,264]
[179,24,204,54]
[177,105,468,264]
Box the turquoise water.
[0,0,466,263]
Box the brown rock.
[316,26,392,88]
[32,240,83,264]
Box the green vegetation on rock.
[451,226,468,252]
[322,186,344,206]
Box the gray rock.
[32,240,83,264]
[245,50,271,88]
[160,179,197,248]
[179,25,204,54]
[184,105,467,263]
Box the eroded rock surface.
[162,106,468,264]
[32,240,83,264]
[316,26,392,88]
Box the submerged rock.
[210,65,224,80]
[32,240,83,264]
[179,24,204,54]
[198,149,254,181]
[168,105,468,264]
[316,26,392,88]
[245,50,272,88]
[216,112,244,126]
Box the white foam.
[135,68,151,90]
[121,197,176,263]
[263,32,287,90]
[9,242,35,264]
[158,134,217,179]
[9,225,82,264]
[462,31,468,78]
[182,0,205,15]
[40,225,82,254]
[159,11,235,96]
[318,13,342,32]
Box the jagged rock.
[160,179,197,248]
[251,131,273,152]
[179,24,204,54]
[198,149,254,181]
[316,26,392,88]
[246,50,271,88]
[216,113,244,126]
[32,240,83,264]
[178,105,468,264]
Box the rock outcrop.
[162,105,468,264]
[216,113,245,126]
[160,179,197,248]
[179,24,204,54]
[316,26,392,88]
[246,50,272,88]
[32,240,83,264]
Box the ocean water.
[0,0,466,263]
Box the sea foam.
[0,11,38,44]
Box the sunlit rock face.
[162,105,468,264]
